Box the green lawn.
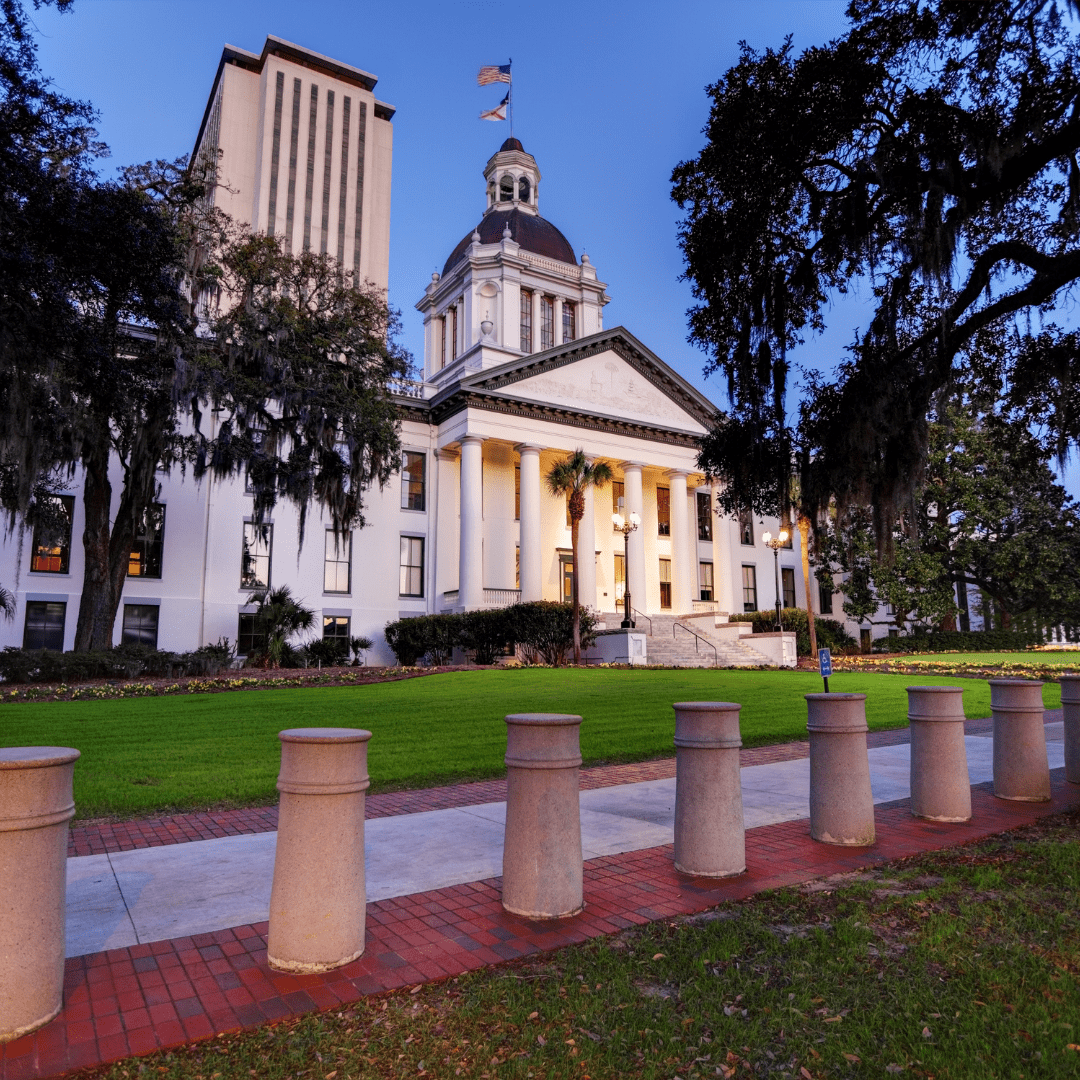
[0,668,1061,819]
[904,651,1080,665]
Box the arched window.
[518,176,531,203]
[499,174,514,202]
[487,180,495,207]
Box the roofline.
[450,325,720,422]
[193,36,392,158]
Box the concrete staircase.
[598,613,772,668]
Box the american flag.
[477,63,511,86]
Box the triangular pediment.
[461,328,716,435]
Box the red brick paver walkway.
[65,714,1013,859]
[6,765,1077,1080]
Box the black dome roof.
[442,208,576,276]
[500,137,525,152]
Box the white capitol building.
[1,37,865,666]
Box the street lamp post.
[611,511,641,629]
[762,528,789,632]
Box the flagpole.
[508,59,513,139]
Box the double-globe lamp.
[611,511,641,628]
[761,528,789,631]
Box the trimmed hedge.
[873,629,1044,654]
[729,609,856,657]
[383,602,600,667]
[0,639,234,685]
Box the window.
[23,601,65,651]
[738,509,754,547]
[241,523,273,589]
[560,554,574,603]
[659,559,672,609]
[515,546,520,589]
[323,615,350,641]
[515,463,520,520]
[518,175,531,202]
[780,522,793,549]
[439,314,447,368]
[128,504,165,579]
[562,301,576,343]
[324,529,351,593]
[122,604,159,648]
[697,492,712,541]
[401,451,425,511]
[450,305,458,361]
[540,295,554,349]
[818,580,834,614]
[611,481,625,526]
[399,536,424,597]
[499,174,514,201]
[237,613,266,657]
[782,567,796,609]
[860,627,872,653]
[742,565,758,611]
[699,561,714,602]
[656,486,671,536]
[30,495,74,574]
[520,288,533,352]
[487,180,495,207]
[888,628,899,640]
[614,553,625,605]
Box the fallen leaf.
[800,1067,813,1079]
[528,1011,538,1020]
[843,1054,861,1064]
[410,985,422,995]
[922,1027,932,1038]
[325,1073,338,1079]
[537,1035,546,1046]
[653,953,666,960]
[1066,1044,1080,1051]
[824,1016,842,1023]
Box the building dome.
[500,136,525,152]
[442,208,576,275]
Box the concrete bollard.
[1058,674,1080,785]
[806,694,875,846]
[672,702,745,877]
[907,686,972,822]
[502,714,583,918]
[268,728,371,973]
[0,746,80,1042]
[990,680,1050,802]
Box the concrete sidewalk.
[65,722,1068,959]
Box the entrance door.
[560,555,574,604]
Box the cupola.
[484,137,540,215]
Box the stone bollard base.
[806,694,875,846]
[990,680,1050,802]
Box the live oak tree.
[0,1,410,651]
[673,0,1080,538]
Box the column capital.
[514,443,543,456]
[665,468,690,481]
[619,460,646,473]
[459,434,485,448]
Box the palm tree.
[0,584,15,622]
[545,450,613,664]
[247,585,315,668]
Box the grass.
[77,808,1080,1080]
[901,652,1080,666]
[0,669,1062,820]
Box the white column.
[459,436,484,609]
[553,296,564,345]
[578,480,597,612]
[711,482,735,614]
[667,470,693,615]
[622,462,646,617]
[516,444,542,602]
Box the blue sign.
[818,648,832,677]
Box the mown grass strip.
[0,669,1061,819]
[76,809,1080,1080]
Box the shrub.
[383,613,461,666]
[729,609,855,656]
[504,602,599,666]
[873,629,1044,653]
[460,608,513,665]
[303,637,351,666]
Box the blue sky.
[27,0,1080,493]
[28,0,854,395]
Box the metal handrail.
[674,621,718,666]
[632,607,652,634]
